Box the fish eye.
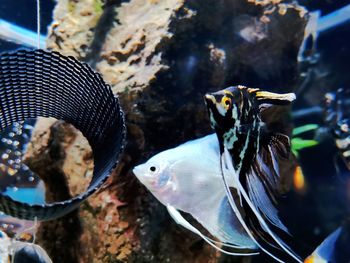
[221,96,232,109]
[149,166,157,172]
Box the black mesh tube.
[0,49,126,220]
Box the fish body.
[205,85,300,262]
[133,134,257,251]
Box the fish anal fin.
[166,205,260,256]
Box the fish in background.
[205,86,300,262]
[0,230,52,263]
[133,134,259,256]
[305,224,350,263]
[324,88,350,172]
[305,227,341,263]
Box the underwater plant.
[291,124,319,157]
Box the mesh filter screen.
[0,49,125,220]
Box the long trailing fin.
[166,205,259,256]
[246,169,289,233]
[219,150,287,263]
[223,149,302,262]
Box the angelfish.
[133,134,259,255]
[205,85,300,262]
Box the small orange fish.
[293,165,306,193]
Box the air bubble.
[7,168,17,176]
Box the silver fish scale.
[0,49,126,221]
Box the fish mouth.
[132,166,158,189]
[204,94,217,115]
[132,166,144,180]
[204,94,216,106]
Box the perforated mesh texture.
[0,49,125,220]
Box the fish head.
[204,86,244,131]
[134,134,227,212]
[205,86,296,130]
[133,154,177,205]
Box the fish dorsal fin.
[254,91,296,107]
[166,205,259,256]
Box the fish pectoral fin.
[166,205,259,256]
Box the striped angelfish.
[204,85,300,263]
